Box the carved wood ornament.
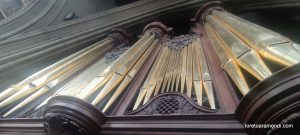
[126,93,218,116]
[43,96,105,135]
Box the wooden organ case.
[0,1,299,135]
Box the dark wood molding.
[267,111,300,135]
[143,22,173,38]
[0,114,247,135]
[235,63,300,135]
[191,1,224,22]
[225,0,300,11]
[108,28,130,45]
[100,114,247,135]
[0,118,44,135]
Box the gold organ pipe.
[205,23,249,95]
[35,58,112,110]
[186,44,193,97]
[175,49,182,92]
[133,84,147,110]
[79,33,151,100]
[143,46,168,104]
[3,52,102,117]
[91,34,156,105]
[195,38,215,109]
[166,49,175,92]
[143,48,167,104]
[0,39,109,101]
[172,49,178,92]
[102,40,160,112]
[65,59,108,98]
[206,15,272,81]
[170,50,178,92]
[170,49,176,92]
[180,47,188,93]
[161,48,173,93]
[116,36,155,76]
[171,49,181,91]
[212,10,300,66]
[0,40,113,109]
[154,47,170,96]
[169,50,175,92]
[166,48,175,92]
[192,41,203,105]
[78,64,113,100]
[133,46,166,109]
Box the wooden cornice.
[101,114,247,135]
[0,118,45,135]
[0,114,247,135]
[224,0,300,11]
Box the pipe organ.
[0,1,299,135]
[1,4,300,116]
[0,2,299,116]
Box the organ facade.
[0,1,299,135]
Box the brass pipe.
[171,49,179,92]
[0,39,109,101]
[205,23,249,95]
[212,10,300,66]
[175,49,182,92]
[195,38,216,109]
[74,58,110,99]
[22,48,112,111]
[206,15,272,81]
[59,57,109,99]
[143,46,166,98]
[186,43,193,97]
[133,84,147,110]
[180,47,188,93]
[0,40,112,109]
[173,49,179,92]
[92,34,156,105]
[102,41,160,112]
[133,45,166,110]
[166,49,175,92]
[192,40,203,105]
[154,47,170,96]
[79,33,151,100]
[161,48,173,93]
[3,53,100,117]
[144,45,168,104]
